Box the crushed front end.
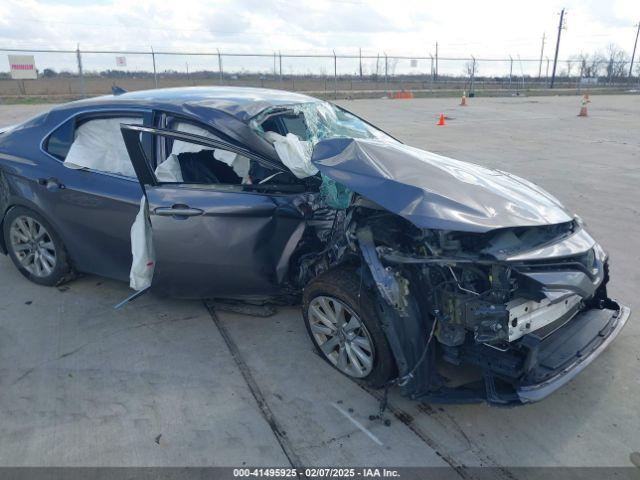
[313,202,630,405]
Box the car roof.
[52,86,318,123]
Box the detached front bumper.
[516,303,630,403]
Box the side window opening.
[154,119,297,188]
[46,114,145,178]
[260,111,310,141]
[44,119,75,160]
[255,110,318,180]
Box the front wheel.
[302,268,396,388]
[3,206,73,286]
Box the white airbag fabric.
[264,131,317,179]
[64,117,142,177]
[130,121,260,291]
[129,196,155,291]
[129,155,187,290]
[154,154,183,182]
[171,122,250,181]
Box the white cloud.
[0,0,638,75]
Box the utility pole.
[359,48,363,79]
[630,22,640,78]
[435,41,439,80]
[550,8,566,88]
[537,32,546,78]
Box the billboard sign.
[8,55,37,80]
[116,56,127,67]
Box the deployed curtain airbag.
[64,117,143,177]
[171,122,250,181]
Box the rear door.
[121,124,308,299]
[39,110,153,281]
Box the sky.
[1,0,639,76]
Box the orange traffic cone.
[578,93,590,117]
[437,113,446,126]
[460,91,468,106]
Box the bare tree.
[463,60,478,78]
[565,58,575,78]
[576,52,605,78]
[387,58,400,77]
[605,44,628,81]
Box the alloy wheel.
[9,215,57,278]
[308,295,375,378]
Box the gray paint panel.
[312,138,573,232]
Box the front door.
[121,124,308,299]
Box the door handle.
[37,177,65,191]
[154,205,204,217]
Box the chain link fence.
[2,47,639,100]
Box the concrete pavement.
[0,94,638,471]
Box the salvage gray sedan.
[0,87,630,405]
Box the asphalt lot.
[0,95,638,473]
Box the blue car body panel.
[0,87,315,285]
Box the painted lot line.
[0,256,455,470]
[338,94,640,468]
[209,306,511,476]
[1,96,639,470]
[0,256,289,466]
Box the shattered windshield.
[251,101,395,209]
[251,101,394,144]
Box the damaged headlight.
[593,242,607,264]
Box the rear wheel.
[3,207,73,286]
[302,268,395,388]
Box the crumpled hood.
[311,138,572,232]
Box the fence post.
[429,54,434,92]
[470,55,476,95]
[508,55,513,90]
[217,49,223,84]
[359,47,363,80]
[279,51,283,82]
[333,50,338,100]
[150,46,158,88]
[545,57,550,81]
[384,52,388,95]
[76,44,86,98]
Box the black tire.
[3,206,73,286]
[302,267,396,388]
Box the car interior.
[49,111,314,193]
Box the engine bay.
[293,195,619,404]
